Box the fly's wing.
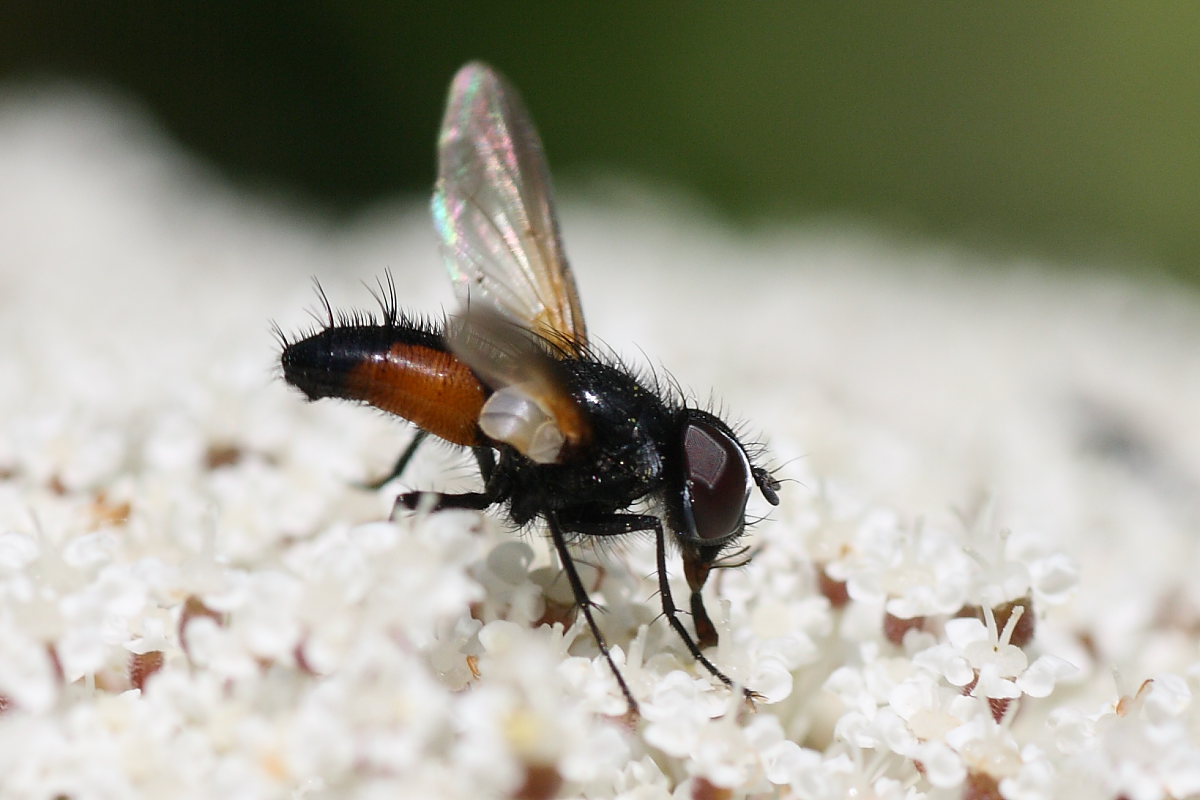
[433,63,591,464]
[446,307,589,464]
[432,62,587,353]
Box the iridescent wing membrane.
[432,62,588,350]
[433,63,590,463]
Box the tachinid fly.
[280,62,780,715]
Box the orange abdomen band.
[346,343,486,447]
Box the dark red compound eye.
[681,419,754,541]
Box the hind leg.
[360,429,430,489]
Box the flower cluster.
[2,91,1199,799]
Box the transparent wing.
[446,307,590,464]
[432,62,587,353]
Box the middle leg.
[545,511,640,716]
[392,490,493,516]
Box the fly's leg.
[391,490,493,515]
[546,511,642,717]
[389,446,500,516]
[652,524,756,702]
[556,512,756,709]
[360,429,430,489]
[473,446,496,484]
[365,436,496,492]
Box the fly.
[280,62,780,716]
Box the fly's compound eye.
[680,418,754,543]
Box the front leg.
[652,524,754,701]
[558,511,754,702]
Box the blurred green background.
[3,3,1197,283]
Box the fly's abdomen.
[281,324,487,447]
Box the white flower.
[953,613,1026,701]
[842,515,972,619]
[888,674,978,746]
[1016,652,1075,698]
[8,88,1200,800]
[945,714,1023,781]
[125,614,171,656]
[760,738,821,787]
[642,670,711,756]
[957,501,1078,611]
[919,606,1075,706]
[1074,675,1200,800]
[0,618,58,713]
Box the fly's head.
[667,408,780,593]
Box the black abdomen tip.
[280,328,357,402]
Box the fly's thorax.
[495,358,674,514]
[566,359,674,473]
